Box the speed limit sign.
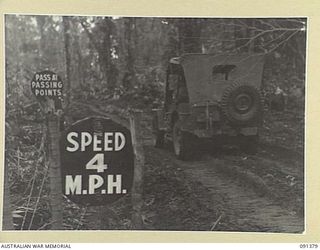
[60,117,134,206]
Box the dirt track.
[71,102,305,233]
[150,146,304,233]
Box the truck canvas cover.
[178,53,265,104]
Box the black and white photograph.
[3,15,306,233]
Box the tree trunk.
[223,19,236,52]
[36,16,46,68]
[73,35,84,88]
[63,16,71,108]
[123,18,136,90]
[235,19,249,52]
[178,18,202,54]
[129,111,145,229]
[247,19,256,53]
[79,17,115,88]
[103,17,117,89]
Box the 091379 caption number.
[300,244,319,249]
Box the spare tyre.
[221,82,263,125]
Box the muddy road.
[147,145,304,233]
[70,102,304,233]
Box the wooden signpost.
[31,71,64,230]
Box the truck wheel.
[221,82,263,125]
[173,123,193,160]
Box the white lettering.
[104,132,113,151]
[65,132,127,152]
[66,132,79,152]
[115,132,125,151]
[65,175,82,195]
[89,175,104,194]
[86,153,108,173]
[93,134,102,151]
[107,175,122,194]
[81,132,92,151]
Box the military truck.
[152,53,265,160]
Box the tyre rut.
[154,148,304,233]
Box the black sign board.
[31,70,63,101]
[60,117,134,206]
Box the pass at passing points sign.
[31,70,63,100]
[60,117,134,206]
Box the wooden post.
[30,70,64,230]
[47,113,63,230]
[2,165,14,230]
[129,110,144,230]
